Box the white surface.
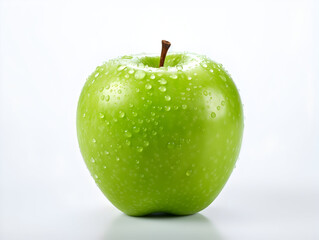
[0,0,318,239]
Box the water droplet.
[170,74,178,79]
[118,89,122,94]
[186,88,191,91]
[92,138,96,143]
[211,112,216,118]
[143,140,149,147]
[177,65,183,71]
[94,174,98,179]
[137,146,143,152]
[220,75,226,81]
[132,111,138,117]
[159,86,167,92]
[136,160,140,164]
[116,156,120,161]
[95,72,99,77]
[103,165,106,169]
[221,101,225,106]
[210,69,214,73]
[82,113,86,118]
[167,142,174,149]
[217,106,221,110]
[165,95,171,101]
[125,139,131,146]
[186,170,192,176]
[152,131,157,136]
[193,72,198,76]
[133,126,140,133]
[99,113,104,118]
[182,104,187,109]
[150,74,155,79]
[124,130,132,138]
[135,70,145,79]
[117,65,126,71]
[128,69,134,74]
[158,79,167,85]
[164,106,171,111]
[145,83,152,90]
[203,90,208,96]
[150,112,156,116]
[105,150,109,155]
[105,95,110,101]
[119,111,125,118]
[91,157,95,163]
[188,76,192,80]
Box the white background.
[0,0,318,239]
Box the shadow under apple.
[105,212,224,240]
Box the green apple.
[77,45,244,216]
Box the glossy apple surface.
[77,53,244,216]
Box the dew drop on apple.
[125,139,131,146]
[95,72,99,77]
[210,69,214,73]
[188,76,192,80]
[94,174,98,179]
[117,65,126,71]
[182,104,187,110]
[124,130,132,138]
[132,111,138,117]
[201,63,208,68]
[145,83,152,90]
[138,119,144,124]
[105,95,110,101]
[211,112,216,118]
[143,140,149,147]
[103,165,106,169]
[186,170,192,176]
[128,69,134,74]
[159,86,167,92]
[177,65,183,71]
[164,106,171,111]
[167,142,174,149]
[221,101,225,106]
[217,106,221,111]
[135,70,145,79]
[92,138,96,143]
[158,79,167,85]
[91,157,95,163]
[133,126,140,133]
[220,75,226,81]
[203,90,208,96]
[119,111,125,118]
[82,113,86,118]
[116,156,120,161]
[137,146,143,152]
[170,74,178,79]
[165,95,171,101]
[99,113,105,118]
[150,74,155,79]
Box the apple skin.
[77,53,244,216]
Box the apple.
[77,41,244,216]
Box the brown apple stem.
[159,40,171,67]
